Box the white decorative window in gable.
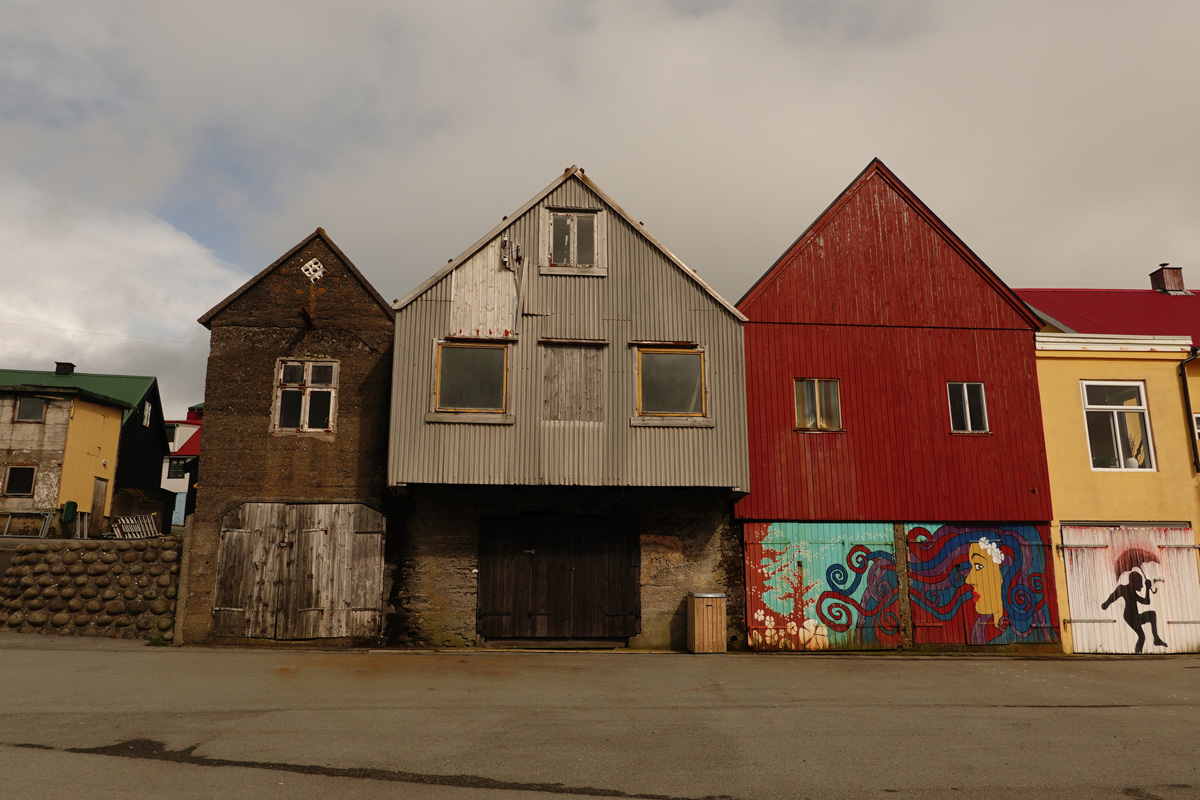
[1082,381,1155,470]
[274,360,338,432]
[540,208,607,275]
[637,348,705,417]
[436,343,507,413]
[15,397,46,423]
[947,381,988,433]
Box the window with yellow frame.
[637,348,705,416]
[436,342,508,412]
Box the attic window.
[540,208,606,276]
[15,397,46,423]
[143,401,152,427]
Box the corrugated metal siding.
[739,170,1032,330]
[745,522,901,651]
[1061,525,1200,654]
[389,176,749,489]
[736,324,1052,521]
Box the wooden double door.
[477,514,640,641]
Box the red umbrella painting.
[1103,547,1167,653]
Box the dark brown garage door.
[478,514,640,640]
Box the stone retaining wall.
[0,536,180,640]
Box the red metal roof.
[1016,288,1200,344]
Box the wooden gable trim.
[394,167,747,322]
[199,228,393,328]
[737,158,1043,331]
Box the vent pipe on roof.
[55,362,75,376]
[1150,263,1186,294]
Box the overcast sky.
[3,1,1199,416]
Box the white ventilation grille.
[301,259,326,283]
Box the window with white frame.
[541,208,606,274]
[15,397,46,423]
[142,401,152,427]
[1082,381,1154,470]
[436,343,507,412]
[274,360,338,432]
[795,379,841,431]
[1194,413,1200,441]
[2,465,35,496]
[637,348,705,416]
[948,382,988,432]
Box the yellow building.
[1034,333,1200,654]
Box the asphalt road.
[0,633,1197,800]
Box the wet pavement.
[0,632,1197,799]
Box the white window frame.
[538,207,607,276]
[1081,380,1156,471]
[273,359,338,433]
[794,378,842,432]
[2,465,36,496]
[14,397,46,423]
[142,401,152,427]
[1193,413,1200,440]
[947,381,989,433]
[435,342,509,414]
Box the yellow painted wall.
[1036,348,1200,652]
[58,399,122,517]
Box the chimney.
[54,362,75,376]
[1150,263,1185,293]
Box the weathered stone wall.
[389,485,744,650]
[0,537,180,640]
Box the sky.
[2,1,1199,417]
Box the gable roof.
[172,427,202,457]
[394,166,747,322]
[1016,287,1200,345]
[199,228,393,328]
[0,369,154,424]
[737,158,1042,330]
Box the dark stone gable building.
[179,229,394,643]
[388,167,750,649]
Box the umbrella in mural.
[1113,547,1159,578]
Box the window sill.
[539,266,608,277]
[793,428,845,434]
[425,412,515,425]
[629,416,715,428]
[1089,466,1157,473]
[272,428,335,438]
[949,431,992,436]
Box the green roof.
[0,369,156,424]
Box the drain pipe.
[1181,346,1200,473]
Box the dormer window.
[540,208,607,276]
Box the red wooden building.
[736,159,1059,651]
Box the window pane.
[1085,384,1142,407]
[282,364,304,384]
[279,390,304,428]
[307,391,332,429]
[310,365,335,386]
[948,385,967,431]
[966,383,987,431]
[818,380,841,430]
[167,459,187,479]
[1117,410,1152,469]
[439,346,506,411]
[5,467,34,495]
[576,215,595,266]
[1085,410,1120,468]
[641,351,703,414]
[795,381,816,429]
[552,215,571,265]
[15,397,45,422]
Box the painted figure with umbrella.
[1101,547,1168,653]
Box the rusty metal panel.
[905,523,1058,645]
[1061,525,1200,654]
[745,522,900,651]
[390,174,749,490]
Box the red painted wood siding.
[736,161,1052,523]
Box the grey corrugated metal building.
[389,167,750,649]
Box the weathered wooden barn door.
[212,502,385,639]
[1062,525,1200,654]
[477,514,640,641]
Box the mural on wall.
[907,524,1058,645]
[745,521,1059,650]
[744,522,900,650]
[1061,526,1198,654]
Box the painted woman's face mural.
[964,539,1005,620]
